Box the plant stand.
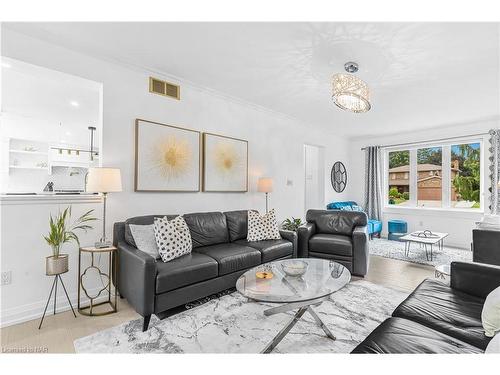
[38,273,76,329]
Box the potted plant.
[281,217,304,232]
[43,207,96,276]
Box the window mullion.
[442,145,451,208]
[409,149,417,206]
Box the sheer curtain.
[489,129,500,215]
[364,146,382,220]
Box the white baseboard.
[0,287,110,328]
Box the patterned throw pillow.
[247,209,281,242]
[351,205,364,212]
[153,216,192,262]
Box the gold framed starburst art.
[135,119,201,192]
[202,132,248,192]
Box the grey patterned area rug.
[369,238,472,266]
[73,280,407,353]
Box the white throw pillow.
[153,216,192,262]
[129,224,160,259]
[482,285,500,337]
[485,333,500,354]
[247,209,281,242]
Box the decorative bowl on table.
[281,260,308,277]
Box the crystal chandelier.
[332,62,371,113]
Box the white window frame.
[382,136,485,213]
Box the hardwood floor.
[1,255,434,353]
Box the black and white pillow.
[153,216,192,262]
[247,209,281,242]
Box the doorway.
[304,144,325,213]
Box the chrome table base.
[261,296,335,353]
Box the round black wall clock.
[331,161,347,193]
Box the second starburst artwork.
[134,119,248,192]
[202,133,248,192]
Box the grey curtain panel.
[364,146,382,220]
[488,129,500,215]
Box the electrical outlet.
[1,271,12,286]
[419,221,423,227]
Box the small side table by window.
[78,245,118,316]
[434,264,451,279]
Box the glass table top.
[236,258,351,303]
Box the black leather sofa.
[113,210,297,331]
[297,209,369,276]
[352,261,500,353]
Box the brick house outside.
[389,160,460,201]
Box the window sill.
[383,205,484,218]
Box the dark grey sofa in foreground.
[352,262,500,353]
[113,210,297,331]
[297,209,369,276]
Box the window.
[388,150,410,206]
[417,147,442,207]
[385,140,482,210]
[451,143,481,209]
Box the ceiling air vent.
[149,77,180,100]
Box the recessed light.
[65,131,72,136]
[1,62,11,68]
[70,101,79,107]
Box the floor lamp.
[86,167,122,248]
[258,177,273,213]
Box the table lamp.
[86,167,122,248]
[258,177,273,213]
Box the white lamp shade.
[258,177,273,193]
[86,167,122,193]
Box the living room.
[1,1,500,372]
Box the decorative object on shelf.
[281,217,304,232]
[332,62,371,113]
[39,207,96,329]
[86,167,122,248]
[331,161,347,193]
[202,132,248,192]
[257,177,273,213]
[135,119,201,192]
[43,181,54,192]
[78,246,118,316]
[281,259,308,277]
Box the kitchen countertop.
[0,193,102,204]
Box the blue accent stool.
[388,232,406,242]
[326,201,382,239]
[388,220,408,234]
[388,219,408,242]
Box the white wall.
[2,29,351,220]
[348,118,499,249]
[0,29,350,326]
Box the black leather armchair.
[298,209,369,276]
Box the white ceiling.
[4,22,499,138]
[1,57,101,145]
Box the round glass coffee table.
[236,258,351,353]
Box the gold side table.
[78,245,118,316]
